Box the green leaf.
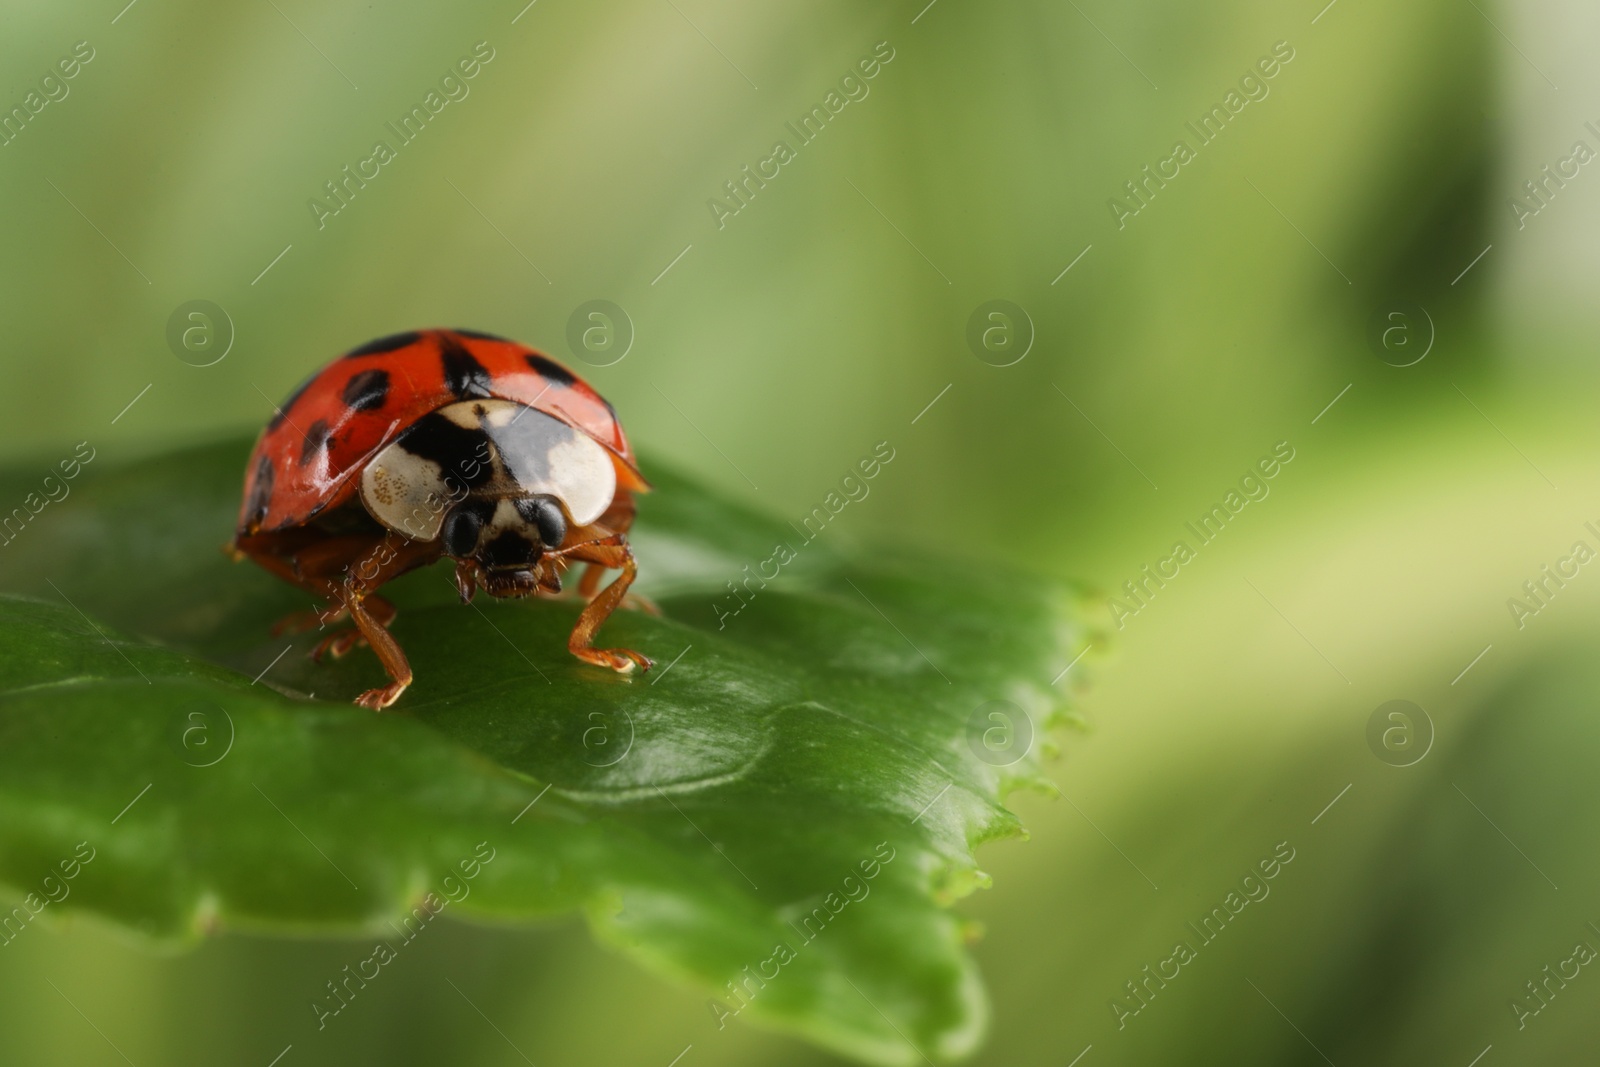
[0,438,1090,1065]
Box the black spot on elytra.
[481,530,538,569]
[343,331,422,359]
[441,337,494,399]
[300,420,331,467]
[452,328,510,343]
[525,354,576,388]
[397,411,495,488]
[342,368,390,411]
[245,453,275,528]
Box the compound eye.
[441,506,483,558]
[516,496,567,548]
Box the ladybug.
[229,328,653,709]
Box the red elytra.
[236,328,648,535]
[230,329,653,710]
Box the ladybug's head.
[357,399,618,597]
[441,494,567,598]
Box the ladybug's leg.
[346,592,412,710]
[453,560,479,604]
[311,595,395,662]
[558,539,652,674]
[366,594,397,625]
[272,604,346,637]
[312,629,361,663]
[576,561,662,616]
[623,590,662,616]
[577,563,604,599]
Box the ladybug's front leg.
[559,539,652,674]
[310,595,395,662]
[346,591,413,710]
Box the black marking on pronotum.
[300,419,332,467]
[245,454,275,528]
[441,337,495,399]
[480,530,538,569]
[342,368,390,411]
[396,412,496,488]
[526,354,576,388]
[343,331,421,359]
[452,328,510,343]
[267,370,319,431]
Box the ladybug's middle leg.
[575,562,661,616]
[576,562,604,599]
[272,606,343,637]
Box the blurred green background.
[4,0,1599,1062]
